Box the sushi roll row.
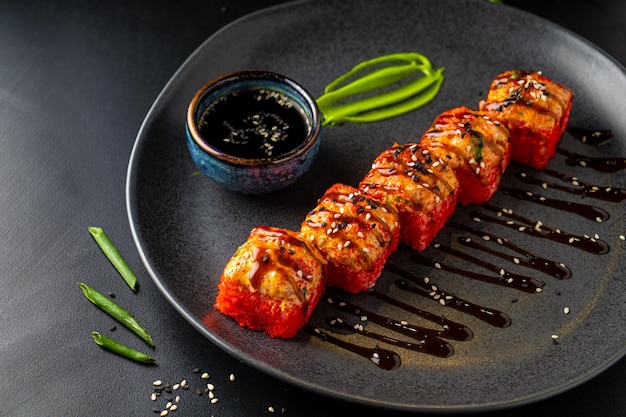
[214,70,573,338]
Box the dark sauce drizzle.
[412,244,544,293]
[555,147,626,173]
[324,316,454,357]
[303,324,401,370]
[499,186,609,222]
[567,127,613,146]
[303,136,621,369]
[517,170,626,203]
[448,220,572,280]
[558,124,622,173]
[385,263,512,328]
[367,288,473,341]
[325,296,455,357]
[474,203,609,255]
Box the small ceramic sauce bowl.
[186,70,322,194]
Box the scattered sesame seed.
[564,307,570,314]
[269,406,276,413]
[160,411,168,417]
[229,373,236,382]
[170,405,178,411]
[201,373,209,379]
[153,380,163,387]
[211,398,219,404]
[151,393,158,401]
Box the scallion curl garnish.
[316,52,445,126]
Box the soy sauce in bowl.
[197,88,309,160]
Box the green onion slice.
[92,332,156,364]
[88,226,138,291]
[79,282,154,346]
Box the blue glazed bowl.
[186,70,322,194]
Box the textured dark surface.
[1,0,624,416]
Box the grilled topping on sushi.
[421,106,511,205]
[215,226,327,338]
[300,183,400,293]
[214,69,575,339]
[479,70,573,169]
[360,143,458,252]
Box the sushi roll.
[300,183,400,294]
[479,70,573,169]
[420,106,511,205]
[214,225,327,338]
[359,143,459,252]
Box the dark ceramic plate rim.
[126,0,626,412]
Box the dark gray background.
[1,0,624,416]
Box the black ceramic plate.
[126,0,626,412]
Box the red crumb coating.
[479,70,573,169]
[214,226,327,338]
[421,106,511,205]
[300,183,400,294]
[359,143,458,252]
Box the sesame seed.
[269,406,276,413]
[153,380,163,386]
[211,398,219,404]
[160,411,168,417]
[564,307,570,314]
[170,405,178,411]
[620,235,625,240]
[172,384,180,390]
[151,393,158,401]
[201,373,209,379]
[229,373,236,382]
